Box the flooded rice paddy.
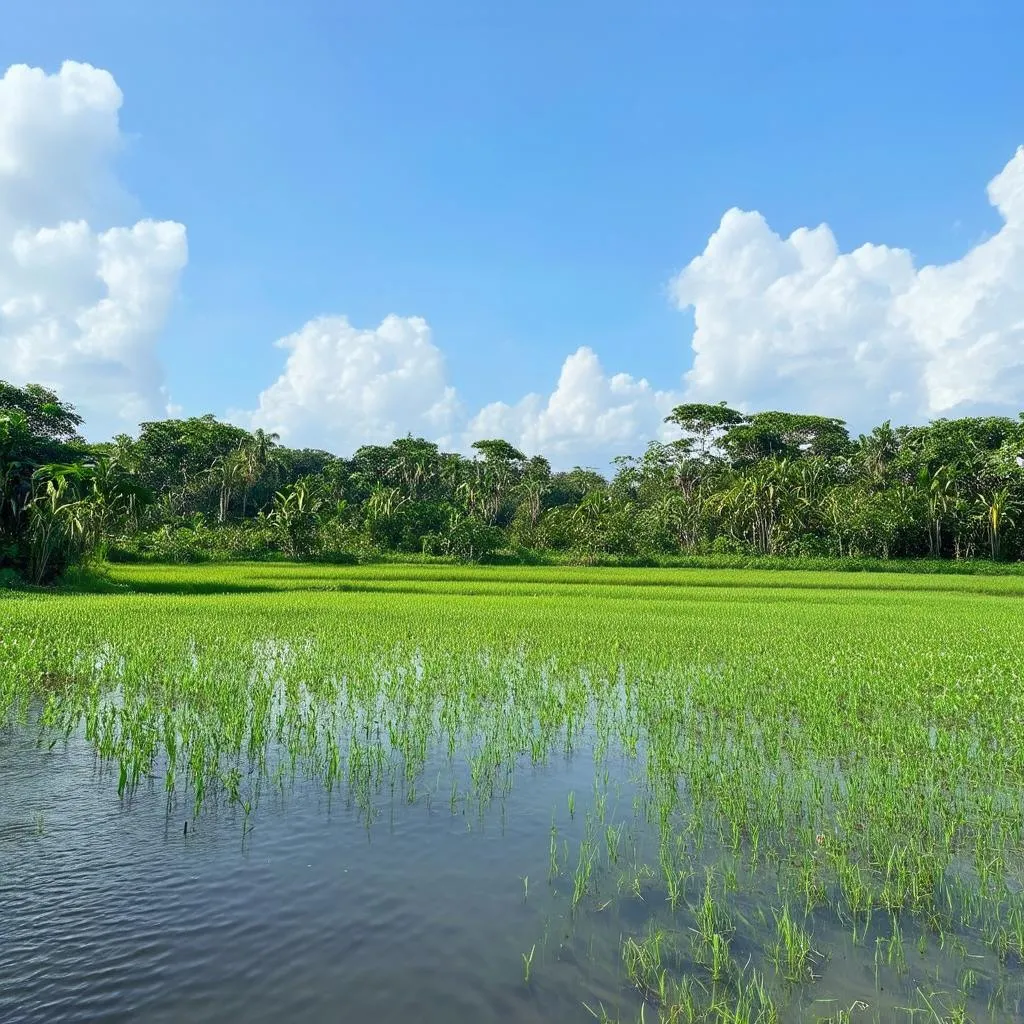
[2,563,1024,1022]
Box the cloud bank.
[466,347,680,461]
[0,61,187,436]
[3,58,1022,467]
[251,147,1024,465]
[248,322,679,465]
[673,147,1024,426]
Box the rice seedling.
[622,927,671,1003]
[5,560,1024,1020]
[770,904,817,983]
[522,943,536,983]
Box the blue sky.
[1,1,1023,463]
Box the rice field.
[3,562,1024,1022]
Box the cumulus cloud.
[247,315,461,452]
[247,146,1024,467]
[0,61,187,436]
[467,347,681,464]
[247,323,680,466]
[673,147,1024,427]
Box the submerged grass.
[4,561,1024,1021]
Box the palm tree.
[365,484,407,522]
[855,421,900,489]
[269,480,324,559]
[455,478,482,517]
[570,491,629,561]
[90,456,152,533]
[717,461,793,555]
[237,429,281,517]
[208,452,247,523]
[0,411,32,538]
[515,476,549,527]
[26,463,95,583]
[471,439,526,524]
[386,437,440,500]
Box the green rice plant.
[622,927,670,1004]
[605,822,624,866]
[770,903,816,983]
[572,832,598,909]
[721,969,779,1023]
[694,873,734,949]
[521,943,535,983]
[7,560,1024,1020]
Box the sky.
[0,0,1022,467]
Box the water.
[0,723,619,1024]
[4,716,1024,1023]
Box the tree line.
[3,379,1024,584]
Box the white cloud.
[4,61,1018,465]
[0,61,187,437]
[250,146,1024,468]
[247,314,461,452]
[247,325,679,466]
[673,146,1024,427]
[467,346,680,465]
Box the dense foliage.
[4,382,1024,583]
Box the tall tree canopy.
[6,381,1024,583]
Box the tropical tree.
[432,507,503,561]
[87,456,153,542]
[716,461,795,554]
[26,463,97,584]
[0,381,84,444]
[919,464,957,557]
[721,411,852,464]
[126,415,251,519]
[976,485,1018,560]
[386,437,442,500]
[471,439,526,524]
[207,451,247,523]
[664,402,744,462]
[268,480,324,560]
[854,421,902,488]
[237,428,281,516]
[515,458,551,528]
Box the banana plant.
[268,480,324,559]
[26,463,96,584]
[976,485,1018,561]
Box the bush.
[709,535,749,555]
[216,522,279,560]
[0,567,22,589]
[102,543,144,563]
[316,549,359,565]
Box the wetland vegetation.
[4,562,1024,1021]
